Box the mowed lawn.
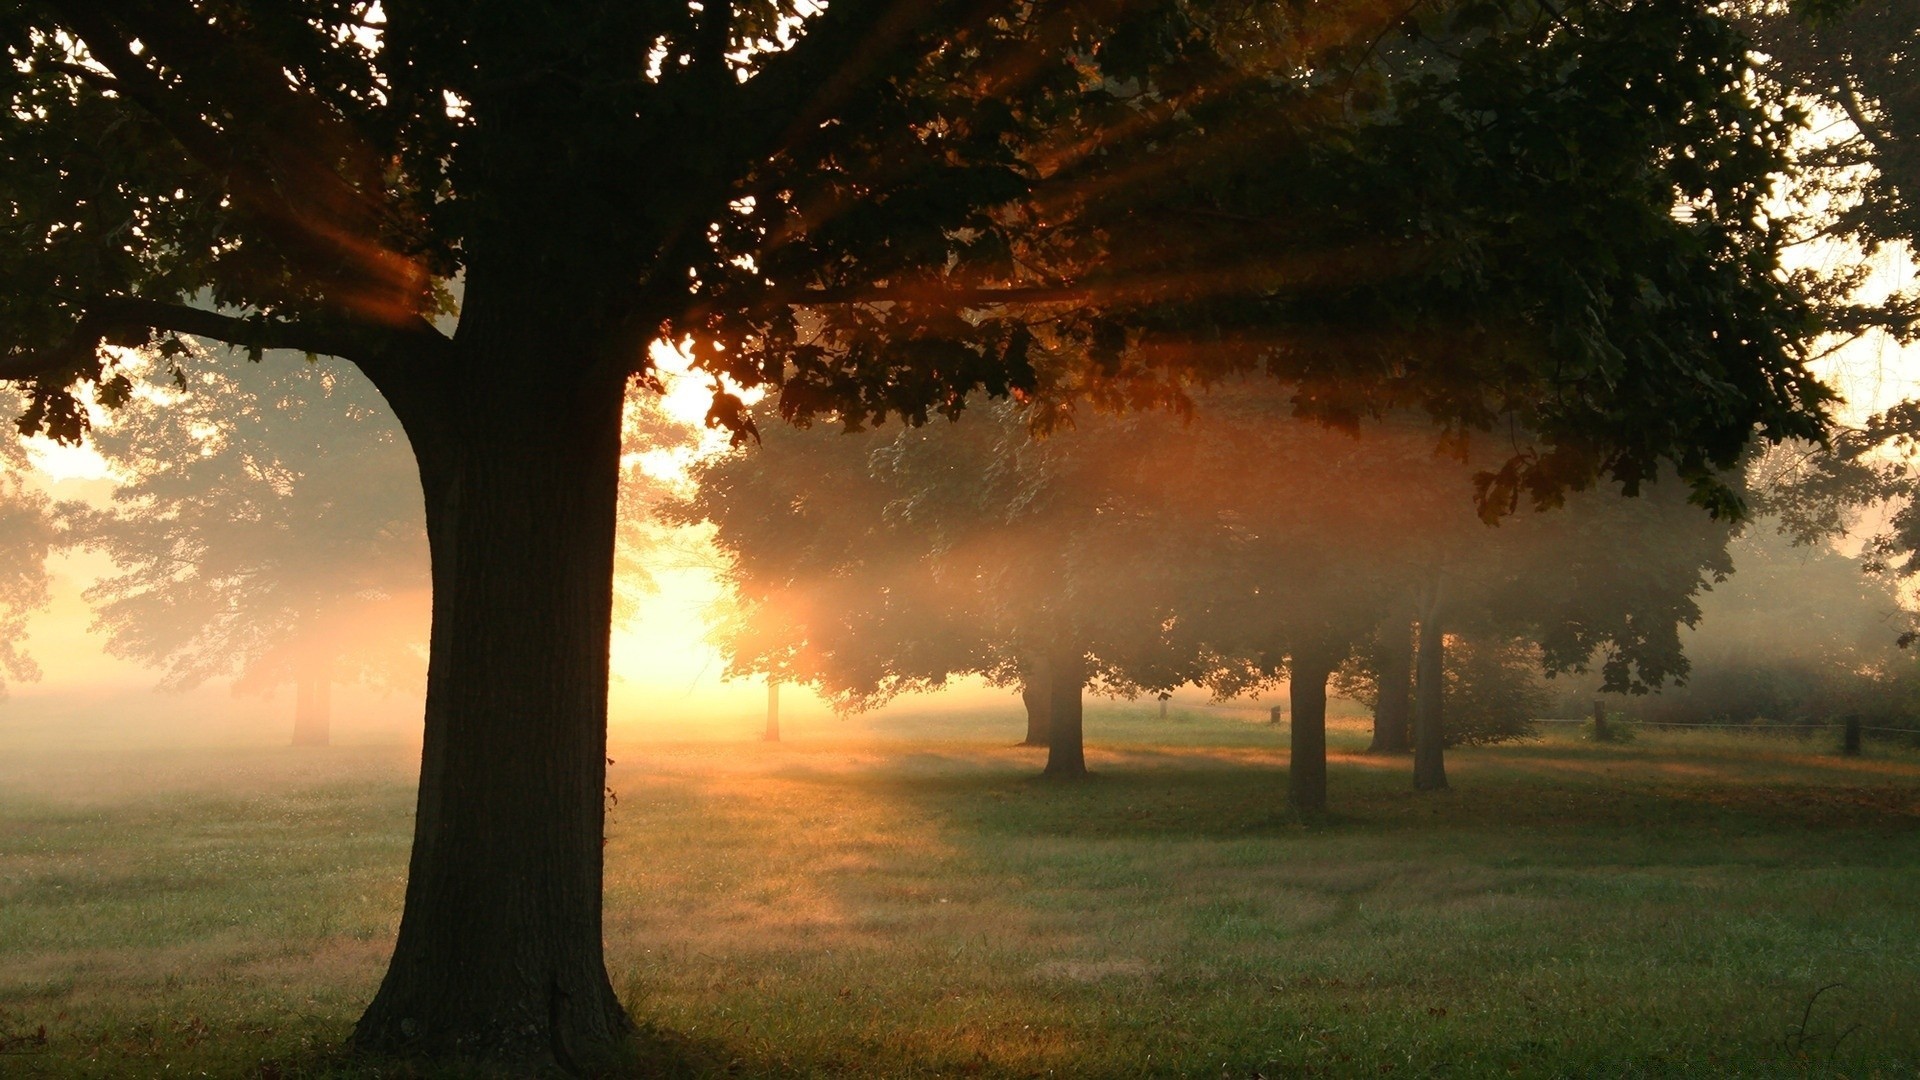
[2,706,1917,1078]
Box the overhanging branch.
[786,283,1096,308]
[0,298,451,389]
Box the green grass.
[2,706,1918,1077]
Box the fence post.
[1592,699,1609,743]
[1843,716,1862,757]
[1269,705,1283,726]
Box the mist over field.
[6,349,1905,766]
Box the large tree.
[0,0,1837,1065]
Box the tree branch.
[47,1,416,312]
[48,5,280,208]
[734,0,1013,161]
[1831,68,1896,162]
[0,298,451,391]
[785,283,1097,308]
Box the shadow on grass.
[748,742,1920,850]
[227,1021,750,1079]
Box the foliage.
[64,352,429,697]
[63,350,689,701]
[0,389,56,697]
[0,1,1835,508]
[1733,0,1920,630]
[685,382,1739,715]
[1336,631,1547,745]
[1623,522,1920,730]
[1440,634,1549,745]
[1744,0,1920,344]
[671,397,1213,708]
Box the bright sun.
[647,338,764,432]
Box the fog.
[2,324,1918,789]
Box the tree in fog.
[0,0,1839,1060]
[1744,0,1919,342]
[1735,1,1920,604]
[67,354,429,745]
[0,394,58,699]
[1154,398,1738,802]
[688,386,1737,811]
[69,352,691,746]
[1629,523,1919,729]
[1351,466,1741,788]
[676,399,1216,778]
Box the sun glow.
[627,339,764,491]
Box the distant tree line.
[672,383,1747,813]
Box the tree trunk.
[351,342,632,1066]
[1368,619,1413,754]
[1019,670,1052,747]
[765,679,781,742]
[1413,611,1448,792]
[291,653,332,747]
[1043,645,1087,778]
[1288,648,1334,815]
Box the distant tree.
[1339,632,1550,747]
[66,353,429,745]
[1402,466,1740,785]
[0,394,57,699]
[1166,396,1738,801]
[69,351,690,746]
[689,386,1733,811]
[1626,523,1919,730]
[675,398,1212,778]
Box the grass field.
[2,703,1918,1077]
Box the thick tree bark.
[765,679,781,742]
[1043,645,1087,778]
[1019,674,1052,747]
[1368,619,1413,754]
[351,334,632,1066]
[1413,611,1448,792]
[1288,648,1335,815]
[291,653,332,747]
